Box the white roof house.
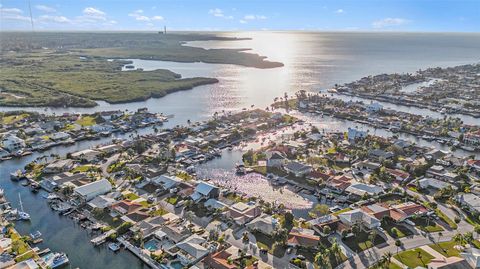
[245,214,279,235]
[74,179,112,203]
[338,209,381,229]
[71,149,102,162]
[345,183,383,196]
[1,134,25,152]
[190,181,219,202]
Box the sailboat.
[17,193,30,221]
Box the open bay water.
[1,31,480,268]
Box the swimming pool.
[144,239,160,251]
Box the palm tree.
[368,230,377,249]
[475,225,480,238]
[438,231,443,244]
[395,239,402,254]
[465,232,474,244]
[382,252,393,265]
[453,233,464,246]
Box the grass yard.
[123,192,140,201]
[344,231,386,252]
[394,248,435,268]
[165,196,179,205]
[75,115,97,126]
[252,231,286,257]
[382,219,413,239]
[71,164,94,173]
[0,113,29,124]
[333,208,352,216]
[92,210,123,228]
[435,209,458,229]
[413,217,444,233]
[429,241,461,257]
[388,263,403,269]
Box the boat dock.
[117,237,161,269]
[90,230,115,246]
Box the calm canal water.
[1,32,480,268]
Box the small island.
[0,32,283,108]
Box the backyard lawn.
[123,192,140,201]
[435,209,458,229]
[413,217,444,233]
[344,231,386,252]
[429,241,461,257]
[75,115,97,126]
[382,219,413,239]
[388,263,403,269]
[394,248,434,268]
[252,231,286,257]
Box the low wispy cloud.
[372,17,410,28]
[128,9,163,22]
[35,5,56,13]
[208,8,233,19]
[335,9,344,14]
[78,7,107,22]
[243,14,267,20]
[39,15,70,23]
[0,6,31,22]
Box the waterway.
[1,32,480,268]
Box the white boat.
[10,170,25,181]
[42,252,69,268]
[108,243,120,252]
[17,193,30,221]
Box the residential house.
[43,159,74,174]
[366,102,383,113]
[326,175,352,194]
[426,165,459,182]
[368,149,394,161]
[245,214,279,235]
[266,151,287,168]
[345,183,383,197]
[87,195,116,210]
[283,161,313,178]
[190,181,220,202]
[338,209,381,230]
[225,202,261,225]
[416,178,457,191]
[1,134,25,152]
[175,234,212,266]
[71,149,102,162]
[353,161,381,172]
[73,179,112,203]
[461,247,480,268]
[111,200,143,215]
[203,249,236,269]
[386,168,411,183]
[347,128,367,141]
[456,193,480,215]
[152,174,182,191]
[287,230,320,249]
[464,130,480,146]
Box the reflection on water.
[197,167,314,210]
[2,32,480,123]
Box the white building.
[74,179,112,203]
[1,135,26,152]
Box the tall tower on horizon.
[164,26,167,34]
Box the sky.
[0,0,479,32]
